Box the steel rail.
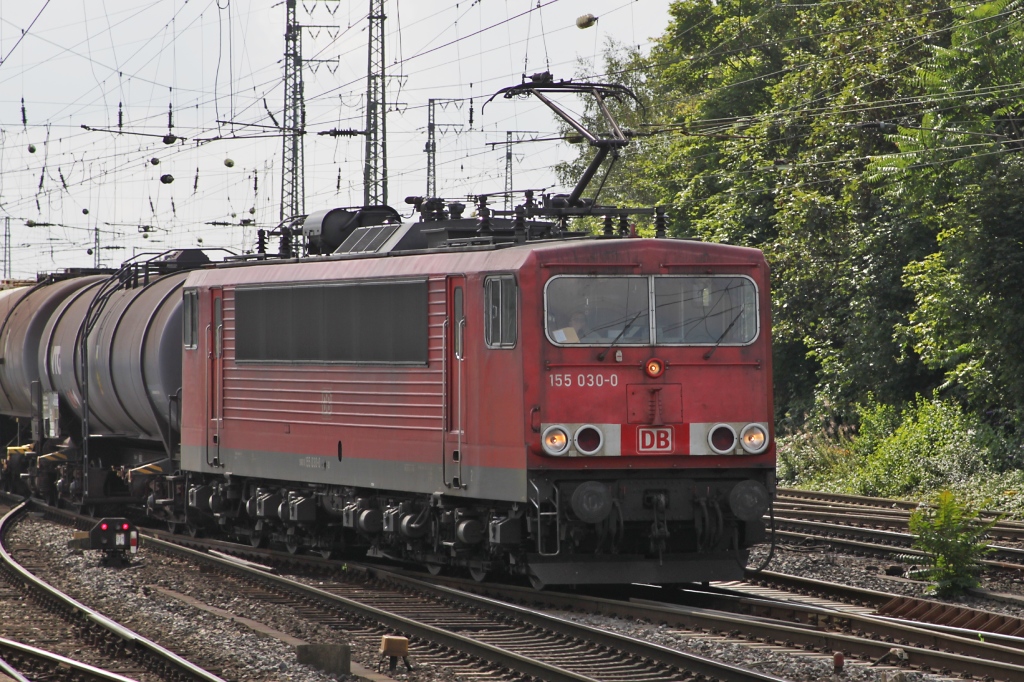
[20,491,1024,680]
[772,516,1024,567]
[651,586,1024,662]
[743,568,1024,641]
[773,501,1024,537]
[369,568,794,682]
[626,596,1024,680]
[410,561,1024,681]
[777,488,920,510]
[401,566,1024,681]
[144,534,788,682]
[0,637,138,682]
[0,500,228,682]
[777,489,1024,530]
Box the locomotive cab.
[522,240,775,586]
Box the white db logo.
[638,427,673,453]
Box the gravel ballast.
[9,516,1013,682]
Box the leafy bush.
[778,394,1024,519]
[848,396,985,498]
[776,431,856,491]
[908,490,996,596]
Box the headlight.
[574,425,604,455]
[542,425,571,455]
[707,424,737,454]
[740,424,769,454]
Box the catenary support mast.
[364,0,387,206]
[281,0,305,223]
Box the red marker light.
[122,523,130,531]
[644,358,665,378]
[100,523,109,531]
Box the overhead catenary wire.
[14,0,1017,276]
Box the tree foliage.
[558,0,1024,432]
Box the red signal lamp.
[644,358,665,378]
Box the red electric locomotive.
[175,228,773,586]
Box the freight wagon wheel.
[469,565,488,583]
[186,523,201,538]
[426,563,443,576]
[528,573,546,590]
[166,521,180,535]
[285,531,301,555]
[319,547,335,560]
[249,531,267,548]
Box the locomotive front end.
[523,239,774,587]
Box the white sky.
[0,0,671,278]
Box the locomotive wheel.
[528,573,546,590]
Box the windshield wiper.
[598,310,645,361]
[702,307,744,360]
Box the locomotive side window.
[484,275,517,349]
[453,287,464,359]
[235,280,429,364]
[545,275,758,346]
[654,276,758,345]
[545,276,650,345]
[183,290,198,350]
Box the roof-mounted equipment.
[485,72,642,208]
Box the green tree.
[558,0,953,425]
[876,0,1024,424]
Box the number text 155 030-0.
[549,373,619,388]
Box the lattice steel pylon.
[426,99,437,198]
[3,217,9,279]
[504,131,514,211]
[364,0,387,206]
[281,0,305,223]
[425,98,465,198]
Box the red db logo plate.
[637,427,673,454]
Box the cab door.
[443,276,466,489]
[205,288,223,467]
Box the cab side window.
[183,290,199,350]
[484,275,517,349]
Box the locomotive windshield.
[546,276,650,344]
[545,275,758,346]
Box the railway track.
[416,569,1024,681]
[15,494,790,681]
[16,488,1024,681]
[145,520,1024,681]
[772,488,1024,568]
[0,499,227,682]
[142,533,788,682]
[739,569,1024,638]
[0,636,142,682]
[776,488,1024,542]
